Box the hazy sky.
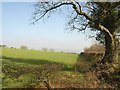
[1,2,96,52]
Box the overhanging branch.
[70,1,93,21]
[33,2,74,23]
[33,1,115,42]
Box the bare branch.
[74,0,82,12]
[70,1,93,21]
[82,23,89,31]
[33,2,74,23]
[33,11,48,24]
[33,1,118,42]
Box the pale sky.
[1,2,96,53]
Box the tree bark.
[101,32,119,64]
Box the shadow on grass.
[2,56,74,71]
[2,56,62,65]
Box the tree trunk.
[101,32,119,64]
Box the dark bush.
[79,52,104,62]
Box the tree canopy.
[33,1,120,64]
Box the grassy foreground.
[1,48,120,88]
[1,48,85,88]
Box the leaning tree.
[33,1,120,64]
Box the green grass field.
[1,48,78,65]
[1,47,84,88]
[1,47,120,88]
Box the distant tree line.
[20,45,28,49]
[42,48,54,52]
[0,45,7,48]
[0,44,56,52]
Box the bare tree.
[33,1,120,64]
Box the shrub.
[2,61,63,88]
[20,45,28,49]
[73,60,91,73]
